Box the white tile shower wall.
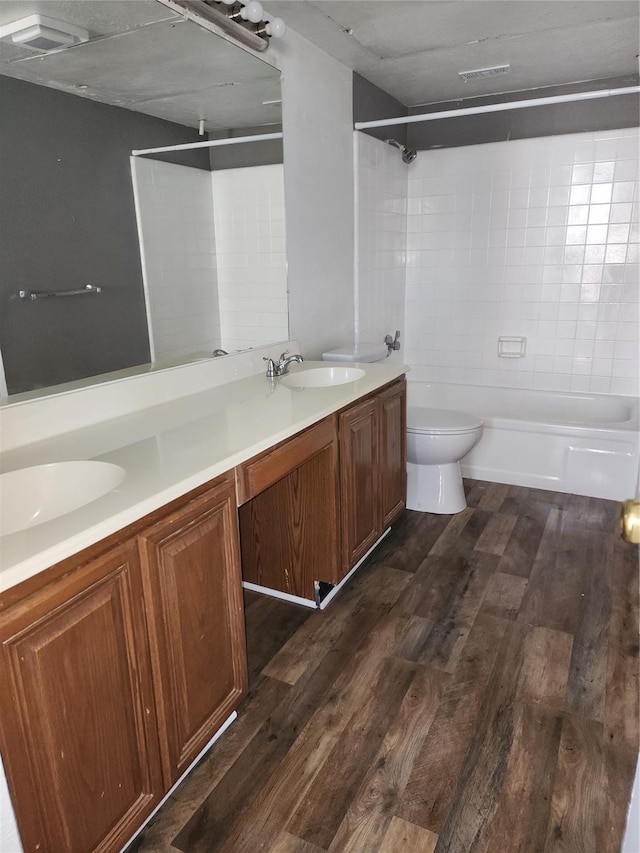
[211,165,288,353]
[356,134,408,350]
[404,128,639,395]
[133,159,221,361]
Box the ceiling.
[265,0,640,106]
[0,0,282,131]
[0,0,637,130]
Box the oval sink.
[0,461,126,536]
[280,367,366,389]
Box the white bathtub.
[407,381,640,502]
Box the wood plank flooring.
[129,481,639,853]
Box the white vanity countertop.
[0,361,406,593]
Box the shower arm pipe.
[132,131,283,157]
[354,86,640,130]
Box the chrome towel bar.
[18,285,102,301]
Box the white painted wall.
[275,30,355,359]
[401,128,639,394]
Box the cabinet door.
[138,474,247,785]
[0,543,161,853]
[379,379,407,529]
[339,397,380,573]
[238,417,341,596]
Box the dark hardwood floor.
[130,480,639,853]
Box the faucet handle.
[263,356,277,378]
[279,350,290,362]
[384,331,401,353]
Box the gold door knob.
[621,499,640,544]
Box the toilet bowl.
[406,407,484,514]
[322,345,483,515]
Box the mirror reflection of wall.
[0,4,285,401]
[133,157,287,362]
[0,75,199,396]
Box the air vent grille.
[459,65,510,82]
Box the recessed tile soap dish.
[498,336,527,358]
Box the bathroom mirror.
[0,0,285,401]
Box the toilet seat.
[407,406,483,435]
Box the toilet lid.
[407,406,484,435]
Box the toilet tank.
[322,343,387,363]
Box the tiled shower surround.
[400,127,639,394]
[356,133,408,347]
[133,158,221,362]
[212,165,287,353]
[133,159,287,359]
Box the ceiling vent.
[0,14,89,52]
[459,64,510,83]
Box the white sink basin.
[0,461,126,536]
[280,367,366,388]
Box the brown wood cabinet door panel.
[339,397,380,574]
[139,478,248,784]
[379,380,407,528]
[0,544,161,853]
[239,442,340,596]
[236,416,336,505]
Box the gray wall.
[353,73,639,151]
[406,76,640,150]
[0,76,208,395]
[208,125,283,170]
[353,73,408,147]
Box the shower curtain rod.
[132,131,283,157]
[354,86,640,130]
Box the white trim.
[132,132,283,157]
[353,129,361,343]
[622,757,640,852]
[241,580,317,608]
[118,711,237,853]
[129,156,156,361]
[319,527,392,610]
[354,86,640,130]
[0,344,8,401]
[243,527,393,611]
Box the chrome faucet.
[263,350,304,377]
[277,351,304,374]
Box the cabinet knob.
[621,499,640,544]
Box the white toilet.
[406,407,484,514]
[322,344,484,515]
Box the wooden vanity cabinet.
[339,378,406,575]
[0,542,162,853]
[238,416,341,599]
[378,379,407,529]
[339,396,380,571]
[238,377,406,595]
[138,475,247,786]
[0,471,247,853]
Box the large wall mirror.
[0,0,285,402]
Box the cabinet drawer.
[236,415,336,505]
